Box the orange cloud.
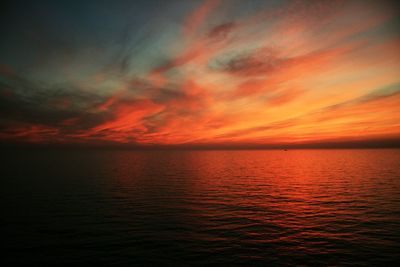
[1,0,399,147]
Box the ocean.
[2,149,400,265]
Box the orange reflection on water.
[106,150,400,249]
[4,149,399,265]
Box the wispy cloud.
[0,0,399,146]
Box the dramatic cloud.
[0,0,399,147]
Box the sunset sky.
[1,0,399,147]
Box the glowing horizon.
[1,0,399,147]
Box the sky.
[0,0,399,148]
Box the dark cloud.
[212,46,284,76]
[0,69,212,143]
[0,74,112,133]
[208,22,236,39]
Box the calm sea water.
[2,149,400,265]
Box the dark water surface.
[2,149,400,265]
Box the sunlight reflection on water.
[3,149,400,265]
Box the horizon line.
[1,138,400,150]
